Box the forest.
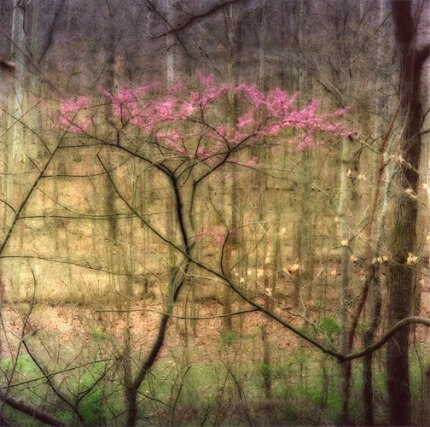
[0,0,429,426]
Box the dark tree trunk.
[362,265,382,426]
[125,264,190,427]
[387,1,429,425]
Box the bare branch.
[149,0,247,38]
[3,358,114,390]
[22,340,85,424]
[0,255,138,277]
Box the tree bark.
[387,1,429,425]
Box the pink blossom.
[297,135,316,151]
[55,76,351,161]
[198,73,216,87]
[156,99,174,118]
[238,83,265,106]
[214,235,226,246]
[58,96,92,133]
[195,146,212,160]
[237,112,255,129]
[193,225,226,247]
[180,102,195,117]
[231,157,260,168]
[61,96,90,114]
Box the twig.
[2,358,113,390]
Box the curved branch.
[342,316,430,362]
[0,198,16,214]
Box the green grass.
[1,342,429,426]
[87,323,109,341]
[1,355,38,375]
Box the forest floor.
[2,271,430,362]
[1,271,429,426]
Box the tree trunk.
[338,135,352,424]
[425,366,430,426]
[222,3,241,332]
[361,3,392,421]
[387,1,429,425]
[5,0,26,227]
[103,0,118,243]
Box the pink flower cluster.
[57,75,351,159]
[102,83,157,124]
[59,96,92,133]
[193,225,226,246]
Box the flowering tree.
[58,75,350,259]
[55,74,352,425]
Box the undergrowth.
[1,339,428,426]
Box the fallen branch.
[0,391,63,426]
